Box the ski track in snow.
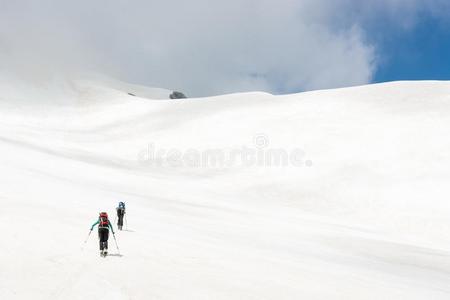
[1,79,450,299]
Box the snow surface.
[1,78,450,299]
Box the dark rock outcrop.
[170,91,187,99]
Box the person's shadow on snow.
[108,253,123,257]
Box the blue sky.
[1,1,450,96]
[373,14,450,83]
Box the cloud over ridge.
[0,0,447,96]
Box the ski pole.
[81,230,92,251]
[112,232,120,254]
[84,230,92,244]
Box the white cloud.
[0,0,447,96]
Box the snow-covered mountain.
[1,78,450,299]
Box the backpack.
[99,212,109,228]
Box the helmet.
[119,202,125,208]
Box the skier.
[116,201,126,230]
[90,212,115,256]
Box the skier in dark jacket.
[90,212,115,256]
[116,202,126,230]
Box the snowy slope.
[1,79,450,299]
